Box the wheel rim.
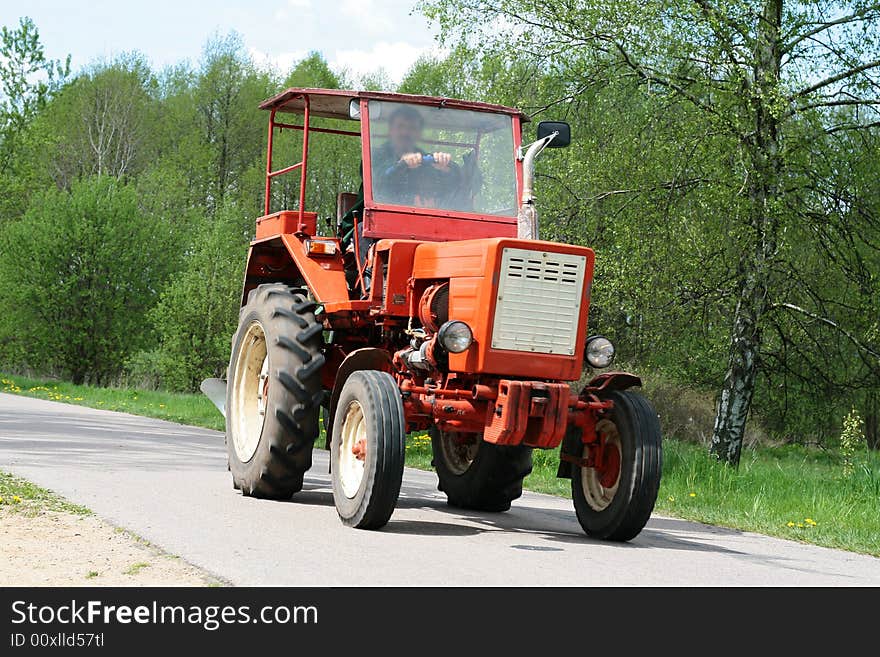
[581,419,622,512]
[230,321,269,463]
[338,400,367,498]
[437,431,479,475]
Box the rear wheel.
[330,370,405,529]
[571,390,662,541]
[431,429,532,512]
[226,283,324,498]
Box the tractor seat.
[337,192,360,225]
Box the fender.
[325,348,394,449]
[583,371,642,393]
[240,233,350,306]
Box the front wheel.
[571,390,662,541]
[330,370,405,529]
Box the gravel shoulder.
[0,507,221,587]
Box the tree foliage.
[0,176,174,384]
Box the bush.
[145,203,249,391]
[0,176,174,384]
[840,409,865,478]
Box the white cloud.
[274,0,313,21]
[338,0,395,36]
[332,41,429,84]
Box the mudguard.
[325,348,394,449]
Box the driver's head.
[387,106,423,155]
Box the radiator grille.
[490,248,586,355]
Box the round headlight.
[437,320,473,354]
[585,336,615,368]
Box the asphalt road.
[2,392,878,586]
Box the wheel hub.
[230,321,269,463]
[339,401,367,498]
[580,419,622,512]
[257,356,269,417]
[438,431,479,475]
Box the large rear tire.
[571,390,662,541]
[330,370,405,529]
[226,283,324,499]
[431,429,532,512]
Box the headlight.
[437,320,473,353]
[585,336,615,368]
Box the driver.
[372,105,459,207]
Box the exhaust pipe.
[517,132,557,240]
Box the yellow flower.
[0,497,4,504]
[786,521,795,527]
[12,495,22,504]
[667,495,675,502]
[689,492,696,498]
[796,523,804,528]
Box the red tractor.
[205,88,661,540]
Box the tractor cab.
[257,88,530,246]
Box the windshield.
[367,100,518,216]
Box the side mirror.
[536,121,571,148]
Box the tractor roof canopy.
[259,88,530,124]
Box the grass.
[0,470,91,516]
[124,562,151,576]
[1,374,223,431]
[3,372,879,556]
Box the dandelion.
[786,521,795,527]
[0,497,4,504]
[805,518,817,526]
[667,495,675,502]
[689,492,696,498]
[12,495,21,504]
[159,404,165,408]
[796,523,804,528]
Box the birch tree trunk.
[709,0,783,465]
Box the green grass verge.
[3,373,878,555]
[0,470,90,516]
[1,374,223,431]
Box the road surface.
[1,392,878,586]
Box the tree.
[194,33,273,214]
[0,16,68,222]
[422,0,880,463]
[0,176,175,384]
[146,202,251,391]
[30,56,157,189]
[0,17,68,173]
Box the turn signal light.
[306,239,339,256]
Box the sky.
[0,0,441,83]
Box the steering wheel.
[383,154,436,177]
